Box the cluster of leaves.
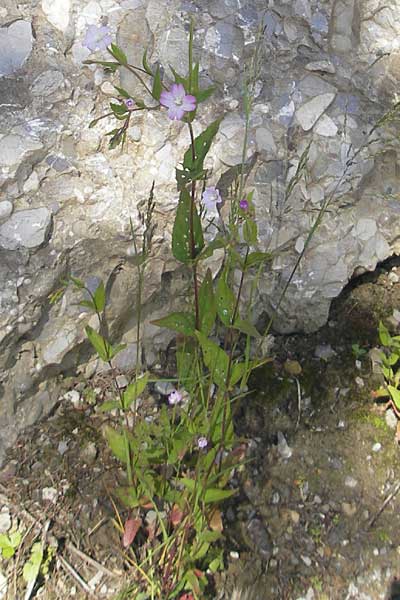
[373,321,400,417]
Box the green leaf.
[379,321,391,347]
[109,342,127,360]
[177,340,198,393]
[114,85,131,99]
[93,280,106,312]
[204,487,236,503]
[110,102,128,116]
[233,318,260,338]
[195,331,229,388]
[23,543,43,583]
[122,372,149,409]
[98,400,120,413]
[230,361,246,386]
[104,426,127,463]
[246,251,272,268]
[197,237,226,261]
[216,271,236,326]
[243,218,258,244]
[152,66,162,101]
[69,275,85,288]
[388,385,400,410]
[115,486,139,508]
[175,166,206,191]
[109,43,127,65]
[172,188,204,263]
[183,117,222,173]
[151,311,195,335]
[85,325,111,362]
[199,269,216,336]
[196,86,216,103]
[79,299,95,311]
[142,48,153,75]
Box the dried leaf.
[122,517,142,548]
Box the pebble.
[372,442,382,452]
[277,431,293,459]
[229,550,239,559]
[314,344,336,361]
[116,374,129,389]
[154,381,175,396]
[385,408,398,430]
[247,518,273,560]
[0,201,13,222]
[42,487,58,503]
[342,502,357,517]
[301,555,312,567]
[344,476,358,488]
[64,389,81,407]
[0,510,11,533]
[355,376,364,388]
[57,440,69,455]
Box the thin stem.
[107,49,153,96]
[188,121,200,329]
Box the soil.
[1,258,400,600]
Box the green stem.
[188,121,200,329]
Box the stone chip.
[0,207,52,250]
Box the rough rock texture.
[1,0,400,461]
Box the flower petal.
[160,90,175,109]
[182,95,196,111]
[168,105,185,120]
[170,83,185,100]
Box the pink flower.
[168,389,183,405]
[197,436,208,449]
[160,83,196,121]
[83,25,112,52]
[124,98,135,111]
[202,187,222,213]
[239,198,249,211]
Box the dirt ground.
[1,258,400,600]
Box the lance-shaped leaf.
[388,385,400,410]
[104,426,127,462]
[195,331,229,388]
[183,117,223,173]
[243,218,258,245]
[122,372,149,409]
[85,325,111,362]
[216,271,236,326]
[152,66,162,101]
[199,269,216,336]
[151,312,195,335]
[233,318,260,338]
[93,280,106,312]
[109,43,128,65]
[83,59,119,73]
[142,48,153,75]
[246,251,272,268]
[169,65,188,88]
[172,188,204,263]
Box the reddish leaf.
[170,504,184,527]
[180,594,195,600]
[122,517,142,548]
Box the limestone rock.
[0,201,12,222]
[296,93,335,131]
[42,0,71,32]
[0,208,52,250]
[0,133,43,178]
[0,20,33,77]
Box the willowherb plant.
[53,18,273,600]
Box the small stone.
[42,487,58,503]
[314,344,336,361]
[82,441,97,462]
[229,550,239,559]
[341,502,357,517]
[31,70,64,96]
[388,272,400,284]
[344,476,358,488]
[284,359,302,376]
[154,381,175,396]
[255,126,277,155]
[0,201,13,222]
[23,171,40,193]
[355,376,364,388]
[337,420,345,429]
[0,208,52,250]
[385,409,398,430]
[271,491,280,504]
[301,555,312,567]
[64,389,81,407]
[314,114,338,137]
[289,510,300,524]
[0,20,33,77]
[372,442,382,453]
[57,440,69,455]
[313,495,322,504]
[305,60,336,74]
[42,0,71,32]
[277,431,293,459]
[116,374,129,389]
[0,510,11,533]
[296,93,335,131]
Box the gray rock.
[0,132,43,178]
[31,70,65,97]
[0,20,33,77]
[277,431,293,459]
[247,518,273,560]
[0,201,12,222]
[42,0,71,32]
[296,93,336,131]
[0,208,52,250]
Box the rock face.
[1,0,400,461]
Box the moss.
[349,408,390,432]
